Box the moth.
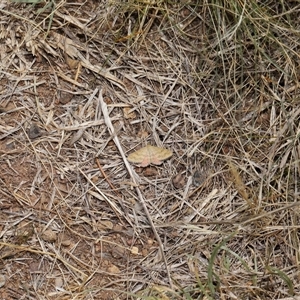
[128,145,172,167]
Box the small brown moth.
[128,145,172,167]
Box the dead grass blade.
[98,88,173,288]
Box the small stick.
[95,157,120,197]
[95,158,133,227]
[79,169,125,226]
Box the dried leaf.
[51,32,81,58]
[128,145,172,167]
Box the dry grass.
[1,0,300,299]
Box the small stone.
[59,91,73,104]
[41,229,57,243]
[98,220,113,230]
[107,264,120,274]
[91,175,99,183]
[143,167,158,177]
[130,246,139,255]
[61,239,71,247]
[28,123,43,140]
[172,173,185,189]
[147,239,154,246]
[193,170,205,187]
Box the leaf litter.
[0,0,299,299]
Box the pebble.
[28,123,43,140]
[172,173,185,189]
[41,229,57,243]
[193,170,205,187]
